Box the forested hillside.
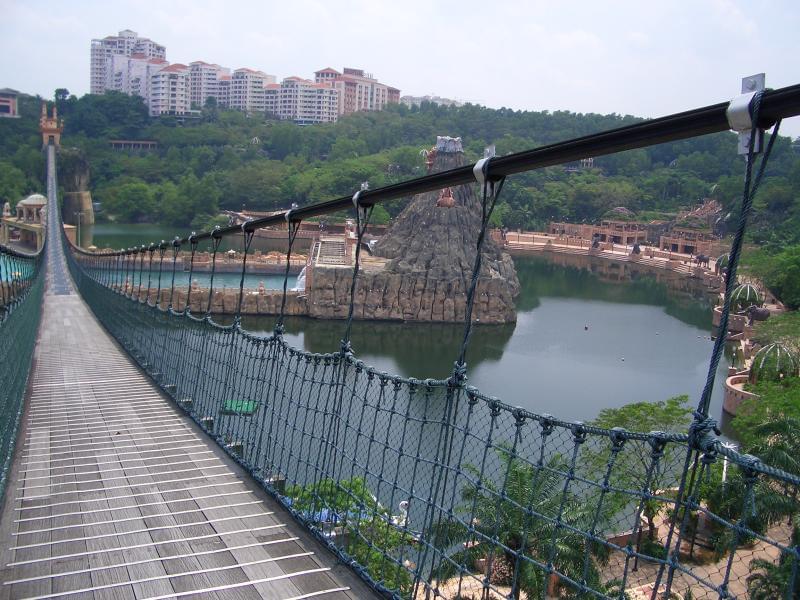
[1,91,798,247]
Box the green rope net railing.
[0,243,44,501]
[0,175,46,503]
[60,101,800,599]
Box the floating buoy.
[621,357,625,361]
[584,325,589,331]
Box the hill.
[1,91,798,247]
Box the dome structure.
[749,343,800,384]
[17,193,46,206]
[716,253,729,268]
[730,283,763,313]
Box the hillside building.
[229,68,276,113]
[0,88,20,118]
[270,77,339,124]
[90,29,166,94]
[149,64,190,117]
[313,67,399,116]
[189,61,230,108]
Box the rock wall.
[120,285,307,316]
[306,264,517,324]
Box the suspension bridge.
[0,84,799,599]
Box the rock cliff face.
[307,137,519,324]
[60,148,95,226]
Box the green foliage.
[0,162,28,206]
[752,310,800,354]
[744,246,800,309]
[591,396,693,434]
[587,396,693,543]
[747,516,800,599]
[732,379,800,466]
[432,448,613,599]
[285,477,413,594]
[2,90,799,243]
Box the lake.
[83,223,729,425]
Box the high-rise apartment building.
[149,64,190,117]
[229,69,276,113]
[313,67,399,116]
[106,53,168,102]
[189,61,230,108]
[272,77,339,124]
[90,29,166,94]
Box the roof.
[148,58,168,64]
[315,67,340,75]
[750,343,799,384]
[18,193,46,206]
[264,83,281,90]
[160,64,188,73]
[0,88,20,96]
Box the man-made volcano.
[306,137,520,324]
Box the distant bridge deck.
[0,173,375,599]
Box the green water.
[240,254,729,424]
[85,224,728,424]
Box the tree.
[586,397,693,543]
[747,516,800,599]
[285,477,414,595]
[0,162,28,206]
[432,448,613,599]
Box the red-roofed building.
[229,68,276,113]
[313,67,399,116]
[90,29,166,94]
[149,64,190,116]
[189,61,231,108]
[271,77,339,124]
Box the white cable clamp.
[284,208,293,223]
[726,91,756,132]
[352,190,362,210]
[727,74,765,155]
[473,157,490,187]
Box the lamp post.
[73,211,83,248]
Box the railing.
[61,86,800,599]
[0,240,45,501]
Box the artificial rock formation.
[307,137,520,324]
[60,147,95,226]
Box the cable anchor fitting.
[726,73,765,155]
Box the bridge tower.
[39,102,63,149]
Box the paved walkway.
[0,146,376,600]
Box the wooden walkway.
[0,149,377,599]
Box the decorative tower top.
[39,102,63,149]
[434,136,463,153]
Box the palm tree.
[430,448,612,600]
[747,516,800,599]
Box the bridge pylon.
[39,101,63,149]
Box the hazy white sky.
[1,0,798,137]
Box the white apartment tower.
[149,64,190,117]
[90,29,166,94]
[229,69,276,114]
[275,77,339,124]
[106,53,168,102]
[189,62,230,108]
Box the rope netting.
[0,163,47,502]
[61,100,800,599]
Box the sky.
[1,0,798,138]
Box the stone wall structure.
[306,137,520,323]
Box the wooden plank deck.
[0,177,378,599]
